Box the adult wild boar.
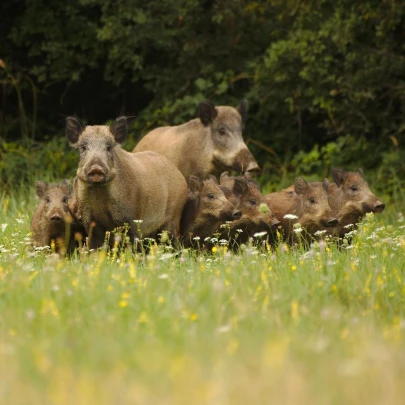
[133,101,260,178]
[327,168,385,238]
[219,173,280,245]
[265,178,338,244]
[66,116,188,249]
[31,180,84,254]
[180,175,241,248]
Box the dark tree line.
[1,0,405,191]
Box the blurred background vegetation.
[1,0,405,198]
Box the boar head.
[198,100,260,176]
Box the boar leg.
[88,223,108,250]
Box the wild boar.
[219,173,280,245]
[328,168,385,238]
[180,175,242,248]
[66,116,188,249]
[265,178,338,244]
[133,100,260,178]
[31,180,81,254]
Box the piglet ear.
[62,179,72,195]
[35,181,48,198]
[198,102,218,127]
[294,178,308,195]
[233,178,248,196]
[188,176,203,193]
[236,99,248,125]
[331,168,347,187]
[322,178,330,192]
[111,116,127,144]
[66,117,83,145]
[207,175,218,184]
[356,168,364,177]
[219,172,229,184]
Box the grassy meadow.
[1,187,405,404]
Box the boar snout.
[326,218,338,227]
[373,201,385,213]
[87,165,106,183]
[232,209,242,220]
[245,160,261,175]
[50,213,63,222]
[233,148,260,175]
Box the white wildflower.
[314,230,327,236]
[253,231,267,238]
[219,239,229,245]
[343,223,354,229]
[1,224,7,232]
[133,219,144,224]
[16,218,24,224]
[236,229,243,233]
[158,273,169,279]
[284,214,298,220]
[294,227,303,234]
[217,324,232,334]
[192,236,201,241]
[159,253,175,261]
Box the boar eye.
[45,197,51,204]
[350,185,358,191]
[310,198,316,205]
[62,197,68,204]
[207,193,215,200]
[249,199,257,206]
[80,145,87,153]
[218,128,227,136]
[106,145,112,152]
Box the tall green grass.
[0,189,404,404]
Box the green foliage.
[0,138,77,191]
[1,0,405,187]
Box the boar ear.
[331,168,347,187]
[294,178,308,195]
[219,171,229,184]
[66,117,83,145]
[35,181,48,198]
[207,174,218,184]
[62,179,72,194]
[233,178,248,196]
[111,116,127,144]
[198,102,218,127]
[188,176,203,193]
[322,178,330,192]
[356,168,364,177]
[236,99,248,125]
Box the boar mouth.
[212,154,260,175]
[87,166,107,184]
[219,209,242,222]
[372,202,385,213]
[362,202,384,214]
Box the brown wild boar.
[66,116,188,249]
[219,173,280,245]
[31,180,81,254]
[327,168,385,238]
[265,178,338,244]
[133,100,260,179]
[180,175,242,248]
